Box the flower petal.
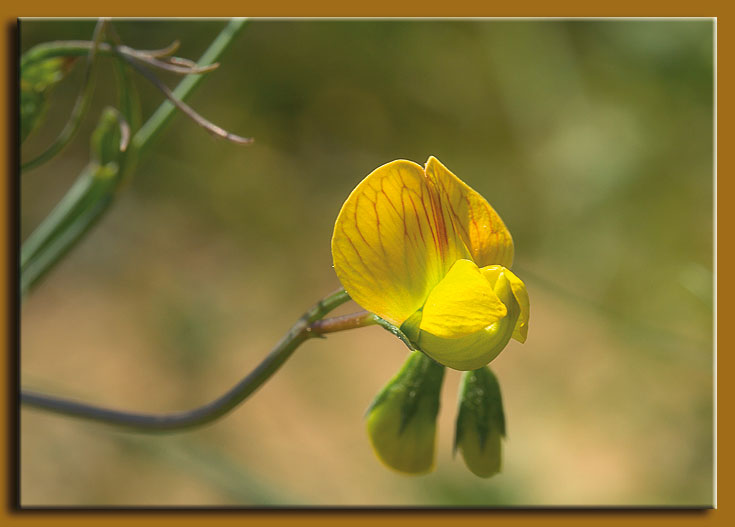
[417,272,520,371]
[419,259,507,339]
[332,160,452,325]
[425,156,514,268]
[481,266,529,343]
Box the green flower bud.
[454,366,506,478]
[20,56,74,143]
[90,107,124,169]
[365,351,445,474]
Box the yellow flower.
[332,156,529,370]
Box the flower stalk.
[21,289,352,432]
[309,310,377,335]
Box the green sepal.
[373,315,416,351]
[454,366,506,478]
[398,309,423,349]
[365,351,445,474]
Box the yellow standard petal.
[424,156,515,269]
[332,160,462,326]
[419,259,507,339]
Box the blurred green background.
[19,19,714,506]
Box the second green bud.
[454,366,506,478]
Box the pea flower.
[332,156,529,371]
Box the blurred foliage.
[20,19,713,506]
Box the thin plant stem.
[21,289,352,432]
[122,48,221,75]
[137,40,181,58]
[130,18,248,158]
[309,310,377,335]
[19,40,156,69]
[122,56,252,145]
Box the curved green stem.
[21,289,351,432]
[112,44,142,139]
[21,20,106,172]
[19,40,187,67]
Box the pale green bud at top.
[454,366,506,478]
[365,351,445,474]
